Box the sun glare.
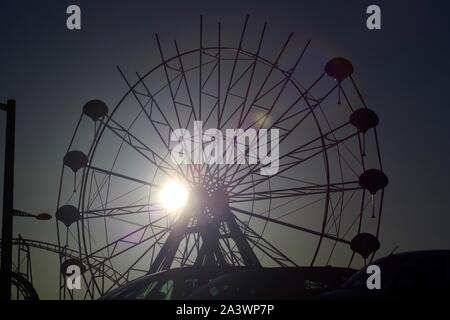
[159,180,189,211]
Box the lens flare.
[159,180,189,211]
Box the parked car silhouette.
[186,266,355,300]
[101,267,237,300]
[321,250,450,299]
[101,266,355,300]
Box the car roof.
[101,265,356,299]
[375,250,450,263]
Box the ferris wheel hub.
[187,185,229,216]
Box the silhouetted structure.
[51,16,387,300]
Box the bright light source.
[159,180,189,211]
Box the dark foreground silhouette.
[101,250,450,300]
[321,250,450,299]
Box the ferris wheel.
[55,16,387,299]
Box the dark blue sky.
[1,0,450,298]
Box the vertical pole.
[0,99,16,301]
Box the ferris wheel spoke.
[82,204,165,219]
[85,215,170,262]
[84,199,166,227]
[174,40,198,123]
[86,170,109,210]
[222,75,329,186]
[319,192,346,242]
[277,123,354,163]
[229,181,360,202]
[238,39,311,132]
[101,118,181,178]
[231,181,357,198]
[324,190,354,236]
[235,35,306,131]
[88,165,162,189]
[116,66,172,151]
[274,174,325,186]
[134,73,190,175]
[87,182,148,215]
[227,128,357,193]
[250,74,327,142]
[155,34,185,129]
[199,16,203,120]
[202,100,219,128]
[90,228,170,285]
[218,15,249,127]
[276,102,325,143]
[136,64,202,179]
[271,195,328,221]
[222,119,350,187]
[220,23,267,129]
[133,72,179,134]
[225,69,343,189]
[230,206,350,244]
[272,85,339,143]
[116,66,190,178]
[216,138,260,183]
[216,23,222,129]
[102,229,169,294]
[227,143,351,196]
[85,260,124,293]
[219,39,311,184]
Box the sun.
[159,180,189,211]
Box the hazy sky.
[1,0,450,299]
